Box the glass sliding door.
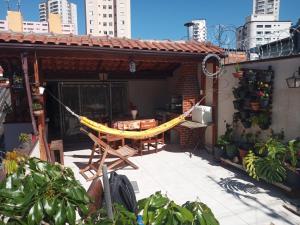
[59,82,127,140]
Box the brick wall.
[169,63,202,148]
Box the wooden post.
[33,53,49,161]
[21,53,38,135]
[212,63,219,146]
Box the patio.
[64,144,300,225]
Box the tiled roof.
[0,32,223,55]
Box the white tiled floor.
[64,144,300,225]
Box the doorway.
[46,81,128,141]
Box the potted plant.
[19,133,31,149]
[233,99,243,110]
[32,102,43,116]
[285,139,300,188]
[250,100,260,111]
[244,138,287,183]
[232,63,243,78]
[214,136,227,161]
[13,75,23,89]
[0,77,9,88]
[241,119,252,129]
[232,87,246,99]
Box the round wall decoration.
[201,53,224,78]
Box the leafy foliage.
[0,157,90,225]
[255,158,286,183]
[183,201,220,225]
[243,151,259,180]
[137,192,219,225]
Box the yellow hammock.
[79,101,200,140]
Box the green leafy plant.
[243,151,259,180]
[32,102,43,111]
[255,157,286,183]
[137,192,218,225]
[234,63,241,72]
[86,204,136,225]
[0,157,90,225]
[19,133,30,144]
[183,201,219,225]
[287,139,300,169]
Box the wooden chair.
[80,128,138,181]
[98,132,125,148]
[98,123,125,148]
[139,120,164,155]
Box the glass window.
[256,25,263,28]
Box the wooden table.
[112,119,156,131]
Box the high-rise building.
[184,19,207,42]
[253,0,280,20]
[39,0,78,34]
[236,0,290,51]
[0,10,76,35]
[85,0,131,38]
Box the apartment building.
[39,0,78,34]
[184,19,207,42]
[85,0,131,38]
[0,10,76,35]
[236,0,290,50]
[253,0,280,20]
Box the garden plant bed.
[219,157,300,197]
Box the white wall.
[128,79,169,118]
[218,56,300,140]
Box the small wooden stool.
[49,140,64,165]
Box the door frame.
[57,81,128,140]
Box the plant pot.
[33,110,44,116]
[0,79,9,88]
[233,100,243,110]
[241,119,251,128]
[240,111,249,119]
[250,101,260,111]
[239,148,248,162]
[232,71,243,79]
[260,99,269,108]
[214,146,224,162]
[226,144,238,160]
[21,142,31,149]
[285,168,300,188]
[32,94,43,100]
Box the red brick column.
[172,63,201,148]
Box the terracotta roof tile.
[0,31,223,55]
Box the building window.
[265,31,271,34]
[103,14,107,18]
[121,20,125,25]
[108,5,112,9]
[90,29,93,33]
[104,31,107,34]
[109,31,113,35]
[109,22,112,26]
[103,5,106,9]
[109,14,112,18]
[103,22,107,26]
[265,25,272,28]
[257,31,263,35]
[256,38,262,41]
[256,25,263,28]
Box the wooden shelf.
[220,157,293,193]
